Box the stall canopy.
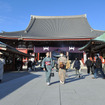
[0,41,32,57]
[92,33,105,43]
[79,33,105,52]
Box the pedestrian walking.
[85,57,92,75]
[91,59,95,74]
[0,52,5,83]
[73,58,81,78]
[15,58,23,71]
[27,59,32,71]
[42,52,54,86]
[58,52,67,84]
[32,60,36,71]
[92,55,105,79]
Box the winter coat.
[73,60,80,70]
[95,58,102,68]
[85,59,92,67]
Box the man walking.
[85,57,92,75]
[92,55,105,79]
[42,52,54,86]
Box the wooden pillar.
[66,52,69,60]
[38,53,40,61]
[50,52,52,58]
[13,54,16,71]
[21,56,23,70]
[83,52,87,64]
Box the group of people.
[27,59,36,71]
[73,55,105,79]
[0,50,105,84]
[85,55,105,79]
[41,52,105,86]
[41,52,67,85]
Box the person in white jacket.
[0,52,5,83]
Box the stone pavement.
[0,69,105,105]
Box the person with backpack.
[85,57,92,75]
[92,55,105,79]
[73,58,81,78]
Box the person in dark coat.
[27,59,32,71]
[92,55,105,79]
[85,57,92,75]
[73,58,81,78]
[15,58,23,71]
[91,59,95,74]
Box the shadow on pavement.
[3,71,32,83]
[0,72,41,100]
[50,80,60,85]
[65,74,89,83]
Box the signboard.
[34,46,83,53]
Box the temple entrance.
[39,53,46,60]
[69,53,83,60]
[28,50,33,54]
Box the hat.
[0,52,3,55]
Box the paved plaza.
[0,69,105,105]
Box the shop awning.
[0,41,32,57]
[78,41,92,51]
[79,33,105,51]
[92,33,105,43]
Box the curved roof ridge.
[24,14,87,33]
[92,29,105,32]
[31,14,87,19]
[1,30,24,34]
[25,16,35,33]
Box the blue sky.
[0,0,105,32]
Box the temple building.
[0,14,105,64]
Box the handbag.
[59,62,64,69]
[50,71,54,77]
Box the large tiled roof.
[0,14,105,40]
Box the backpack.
[86,60,92,67]
[96,58,102,68]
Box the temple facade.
[0,14,105,64]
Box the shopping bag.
[50,71,54,77]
